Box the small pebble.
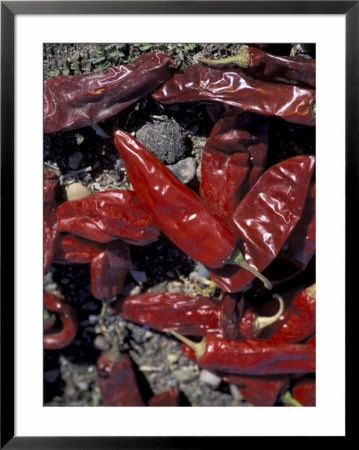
[229,384,244,401]
[173,368,198,383]
[167,354,179,364]
[77,381,89,391]
[199,370,222,388]
[65,182,90,200]
[44,369,60,383]
[93,335,110,351]
[68,151,83,169]
[130,270,147,284]
[167,157,196,184]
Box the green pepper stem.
[199,46,250,68]
[168,330,206,360]
[229,249,272,290]
[281,391,303,407]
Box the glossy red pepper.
[97,350,145,406]
[152,64,315,126]
[221,373,290,406]
[111,292,244,338]
[199,45,315,87]
[200,109,268,217]
[260,284,316,343]
[44,293,78,350]
[44,52,176,133]
[53,234,100,264]
[44,170,59,272]
[292,377,316,406]
[210,155,315,293]
[56,190,160,245]
[114,128,272,288]
[148,387,181,406]
[170,332,315,376]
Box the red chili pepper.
[53,234,132,299]
[44,52,176,133]
[148,387,181,406]
[260,284,316,343]
[200,109,268,217]
[96,350,145,406]
[152,64,315,126]
[199,45,315,87]
[292,377,316,406]
[221,373,290,406]
[44,170,59,272]
[56,190,160,245]
[170,331,315,376]
[91,248,132,300]
[44,293,78,350]
[210,155,315,293]
[114,128,272,288]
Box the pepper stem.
[199,46,250,68]
[281,391,303,407]
[168,330,206,360]
[253,294,284,334]
[228,249,272,290]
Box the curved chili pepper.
[260,284,316,343]
[170,331,315,376]
[148,387,181,406]
[292,377,316,406]
[199,45,315,87]
[97,349,145,406]
[44,170,59,272]
[221,373,290,406]
[200,109,268,217]
[53,234,100,264]
[210,155,315,293]
[56,190,160,245]
[152,64,315,126]
[44,52,176,133]
[114,128,271,288]
[44,293,78,350]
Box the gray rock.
[173,368,199,383]
[135,120,188,164]
[167,157,196,184]
[199,370,222,388]
[229,384,244,401]
[68,151,83,169]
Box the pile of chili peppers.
[44,45,316,407]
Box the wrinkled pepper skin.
[53,234,100,264]
[200,46,315,88]
[111,292,242,338]
[152,64,315,126]
[44,52,176,133]
[44,293,78,350]
[221,373,290,406]
[148,387,181,406]
[200,110,268,217]
[292,377,316,406]
[44,170,59,272]
[111,292,223,336]
[57,190,160,245]
[210,155,315,292]
[97,351,145,406]
[188,336,315,375]
[114,129,239,269]
[91,247,132,300]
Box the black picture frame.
[1,1,354,448]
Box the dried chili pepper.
[291,377,316,406]
[152,64,315,126]
[44,52,176,133]
[148,387,181,406]
[44,170,59,272]
[170,331,315,376]
[259,284,316,344]
[221,373,290,406]
[56,190,160,245]
[53,234,132,299]
[114,128,271,288]
[97,348,145,406]
[91,247,132,300]
[44,293,78,350]
[199,45,315,87]
[200,109,268,217]
[210,155,315,293]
